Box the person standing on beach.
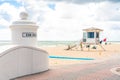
[80,42,83,51]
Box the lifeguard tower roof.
[83,27,103,32]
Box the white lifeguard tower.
[82,27,105,51]
[65,27,105,51]
[0,12,49,80]
[82,27,103,44]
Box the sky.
[0,0,120,41]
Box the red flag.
[103,38,106,42]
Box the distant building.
[82,27,103,44]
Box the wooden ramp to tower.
[65,40,83,51]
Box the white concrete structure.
[82,27,103,44]
[0,45,48,80]
[0,12,49,80]
[10,12,38,46]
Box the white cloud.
[44,0,119,4]
[0,2,25,25]
[95,2,120,21]
[0,2,25,40]
[22,1,120,41]
[0,0,120,41]
[0,18,9,28]
[0,3,18,20]
[0,29,11,40]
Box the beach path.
[15,54,120,80]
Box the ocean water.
[0,41,77,46]
[37,41,77,46]
[0,41,12,46]
[0,41,120,46]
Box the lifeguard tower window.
[87,32,94,38]
[83,32,86,38]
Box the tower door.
[83,32,86,42]
[96,32,99,38]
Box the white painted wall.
[10,12,38,47]
[10,22,38,47]
[0,45,48,80]
[86,38,96,43]
[0,12,49,80]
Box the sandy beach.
[40,43,120,67]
